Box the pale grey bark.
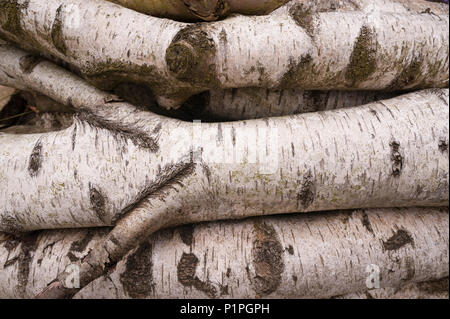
[0,0,447,108]
[0,207,447,299]
[1,45,448,298]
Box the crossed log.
[0,0,448,298]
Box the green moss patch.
[345,26,377,85]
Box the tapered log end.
[166,25,218,88]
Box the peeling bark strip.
[28,139,42,177]
[120,242,154,298]
[76,109,160,151]
[390,141,404,176]
[177,252,217,298]
[383,229,414,251]
[249,222,284,296]
[67,230,94,262]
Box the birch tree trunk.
[1,0,447,108]
[0,207,447,299]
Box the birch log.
[107,0,291,21]
[0,208,447,299]
[1,45,448,234]
[0,0,447,108]
[1,44,449,297]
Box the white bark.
[0,207,447,299]
[1,45,448,234]
[1,45,449,298]
[1,0,447,108]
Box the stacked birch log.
[0,0,448,299]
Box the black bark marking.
[369,109,381,123]
[66,230,95,262]
[89,184,107,223]
[51,4,67,54]
[120,242,154,298]
[76,109,159,151]
[231,126,236,146]
[71,124,77,150]
[249,222,284,296]
[390,141,403,177]
[113,160,196,223]
[286,245,294,255]
[177,252,217,298]
[178,224,195,246]
[438,139,448,153]
[28,140,43,178]
[19,54,42,74]
[383,229,414,251]
[297,170,316,208]
[361,210,374,234]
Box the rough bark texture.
[0,208,447,299]
[0,0,447,108]
[1,45,448,234]
[1,45,448,298]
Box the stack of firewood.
[0,0,448,299]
